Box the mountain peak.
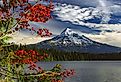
[49,27,94,45]
[61,28,76,36]
[63,28,72,32]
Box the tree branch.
[0,66,60,79]
[5,19,10,33]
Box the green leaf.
[2,36,12,42]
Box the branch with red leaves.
[0,49,75,82]
[0,0,53,38]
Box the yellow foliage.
[0,79,7,82]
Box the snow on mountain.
[35,28,121,53]
[50,28,93,45]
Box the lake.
[36,61,121,82]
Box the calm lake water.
[36,61,121,82]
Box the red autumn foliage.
[11,49,49,73]
[0,0,75,81]
[37,28,52,37]
[0,0,54,37]
[24,4,52,22]
[12,49,48,64]
[61,69,75,78]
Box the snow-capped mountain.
[47,28,94,46]
[35,28,121,53]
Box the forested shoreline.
[1,44,121,61]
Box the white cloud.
[85,32,121,47]
[53,3,116,25]
[54,3,97,24]
[53,3,121,30]
[110,5,121,16]
[54,2,121,24]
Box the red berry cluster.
[23,4,52,23]
[37,28,52,37]
[14,26,52,37]
[61,69,75,78]
[12,49,48,64]
[28,61,43,73]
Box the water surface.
[36,61,121,82]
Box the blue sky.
[53,0,121,7]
